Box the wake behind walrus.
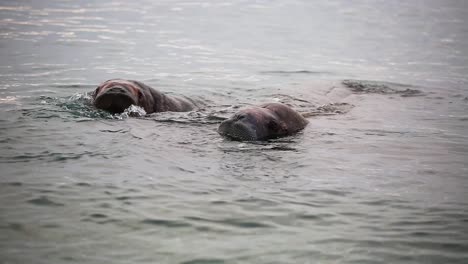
[92,79,196,114]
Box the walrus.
[218,103,308,141]
[92,79,196,114]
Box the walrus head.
[93,80,142,114]
[218,107,289,141]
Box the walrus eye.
[267,120,279,131]
[267,120,286,133]
[136,90,143,100]
[236,114,246,120]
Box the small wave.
[2,150,110,164]
[114,105,147,119]
[342,79,423,97]
[149,110,224,125]
[0,96,20,105]
[218,140,301,152]
[55,93,111,119]
[302,103,354,117]
[270,94,314,104]
[23,93,145,120]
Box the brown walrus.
[92,79,196,114]
[218,102,308,141]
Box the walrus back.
[133,81,196,112]
[261,103,309,132]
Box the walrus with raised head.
[92,79,196,114]
[218,102,308,141]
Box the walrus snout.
[105,86,130,95]
[218,118,258,141]
[94,87,138,114]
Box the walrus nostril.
[107,87,127,93]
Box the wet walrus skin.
[92,79,195,114]
[218,103,308,141]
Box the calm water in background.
[1,1,468,263]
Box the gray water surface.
[1,1,468,263]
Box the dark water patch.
[89,213,108,219]
[82,217,120,225]
[61,256,77,261]
[81,211,114,222]
[296,213,335,221]
[389,219,452,227]
[340,211,369,218]
[0,137,20,144]
[365,239,468,254]
[428,96,446,100]
[141,218,191,228]
[286,200,329,208]
[185,216,271,229]
[110,195,151,203]
[289,188,351,198]
[268,145,299,151]
[210,200,228,205]
[181,258,225,264]
[219,218,271,228]
[235,197,278,207]
[51,84,96,90]
[171,166,196,174]
[27,195,64,207]
[409,231,432,237]
[40,223,61,228]
[342,79,423,97]
[37,188,57,194]
[353,128,409,136]
[218,140,303,153]
[194,225,230,233]
[360,199,396,206]
[75,182,92,187]
[319,189,352,197]
[99,128,130,133]
[3,150,105,163]
[260,70,330,75]
[115,196,131,201]
[3,182,23,187]
[98,202,113,209]
[7,223,25,231]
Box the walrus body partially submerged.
[218,103,308,141]
[92,79,195,114]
